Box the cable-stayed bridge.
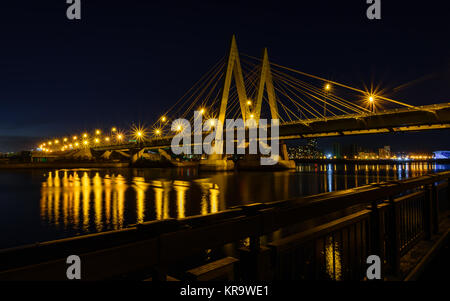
[36,36,450,169]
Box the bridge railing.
[0,171,449,280]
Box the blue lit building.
[433,151,450,159]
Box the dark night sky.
[0,0,449,152]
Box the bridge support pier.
[199,154,234,171]
[130,148,146,164]
[236,143,295,170]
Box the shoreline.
[0,162,130,169]
[293,158,450,164]
[0,158,449,170]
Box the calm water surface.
[0,162,448,249]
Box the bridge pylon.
[217,34,249,126]
[254,48,279,122]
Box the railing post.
[237,204,272,280]
[448,178,450,209]
[369,201,382,261]
[152,266,168,281]
[424,184,433,240]
[368,200,386,279]
[239,235,272,280]
[431,183,439,234]
[385,196,400,277]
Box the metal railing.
[0,171,449,280]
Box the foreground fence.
[0,171,449,280]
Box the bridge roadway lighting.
[247,100,252,106]
[95,129,101,135]
[105,137,110,142]
[83,140,88,146]
[199,108,205,114]
[161,116,167,122]
[111,127,117,132]
[155,129,161,135]
[117,134,123,141]
[94,138,100,144]
[83,133,88,138]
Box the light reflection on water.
[40,171,224,234]
[0,162,448,249]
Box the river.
[0,162,448,249]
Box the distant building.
[378,146,391,159]
[332,143,342,159]
[347,144,361,158]
[433,151,450,159]
[288,139,323,159]
[358,151,378,159]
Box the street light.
[368,95,375,112]
[324,83,331,117]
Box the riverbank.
[1,158,450,170]
[294,158,450,164]
[0,162,130,169]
